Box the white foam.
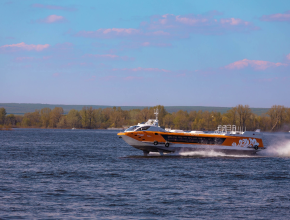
[177,150,226,157]
[174,150,252,157]
[148,152,161,156]
[148,149,255,157]
[148,150,228,157]
[258,139,290,157]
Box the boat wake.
[258,139,290,157]
[128,138,290,158]
[173,150,253,157]
[143,150,253,158]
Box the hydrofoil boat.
[117,109,265,156]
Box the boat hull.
[120,134,259,156]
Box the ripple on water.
[1,129,290,218]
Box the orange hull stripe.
[118,131,264,148]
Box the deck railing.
[215,125,246,134]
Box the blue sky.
[1,0,290,107]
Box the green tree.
[57,116,67,128]
[22,110,41,127]
[163,114,174,129]
[49,107,64,128]
[225,107,238,125]
[203,111,212,130]
[87,107,94,128]
[0,108,6,125]
[128,109,140,126]
[5,114,16,126]
[15,115,23,127]
[67,109,81,128]
[40,108,51,128]
[173,110,189,130]
[110,107,126,128]
[136,108,150,123]
[93,108,103,128]
[211,112,222,129]
[236,105,252,128]
[80,106,94,128]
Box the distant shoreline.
[1,127,124,130]
[0,103,269,116]
[1,105,289,132]
[2,128,289,133]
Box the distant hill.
[0,103,270,116]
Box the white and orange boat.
[118,109,265,156]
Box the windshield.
[125,126,139,132]
[135,126,151,131]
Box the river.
[1,129,290,219]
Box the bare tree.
[236,105,252,128]
[267,105,287,131]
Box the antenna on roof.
[154,108,159,120]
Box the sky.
[1,0,290,108]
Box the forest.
[0,105,290,132]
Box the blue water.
[1,129,290,219]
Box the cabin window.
[125,126,139,132]
[161,135,226,144]
[135,126,151,131]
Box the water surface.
[1,129,290,219]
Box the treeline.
[0,105,290,131]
